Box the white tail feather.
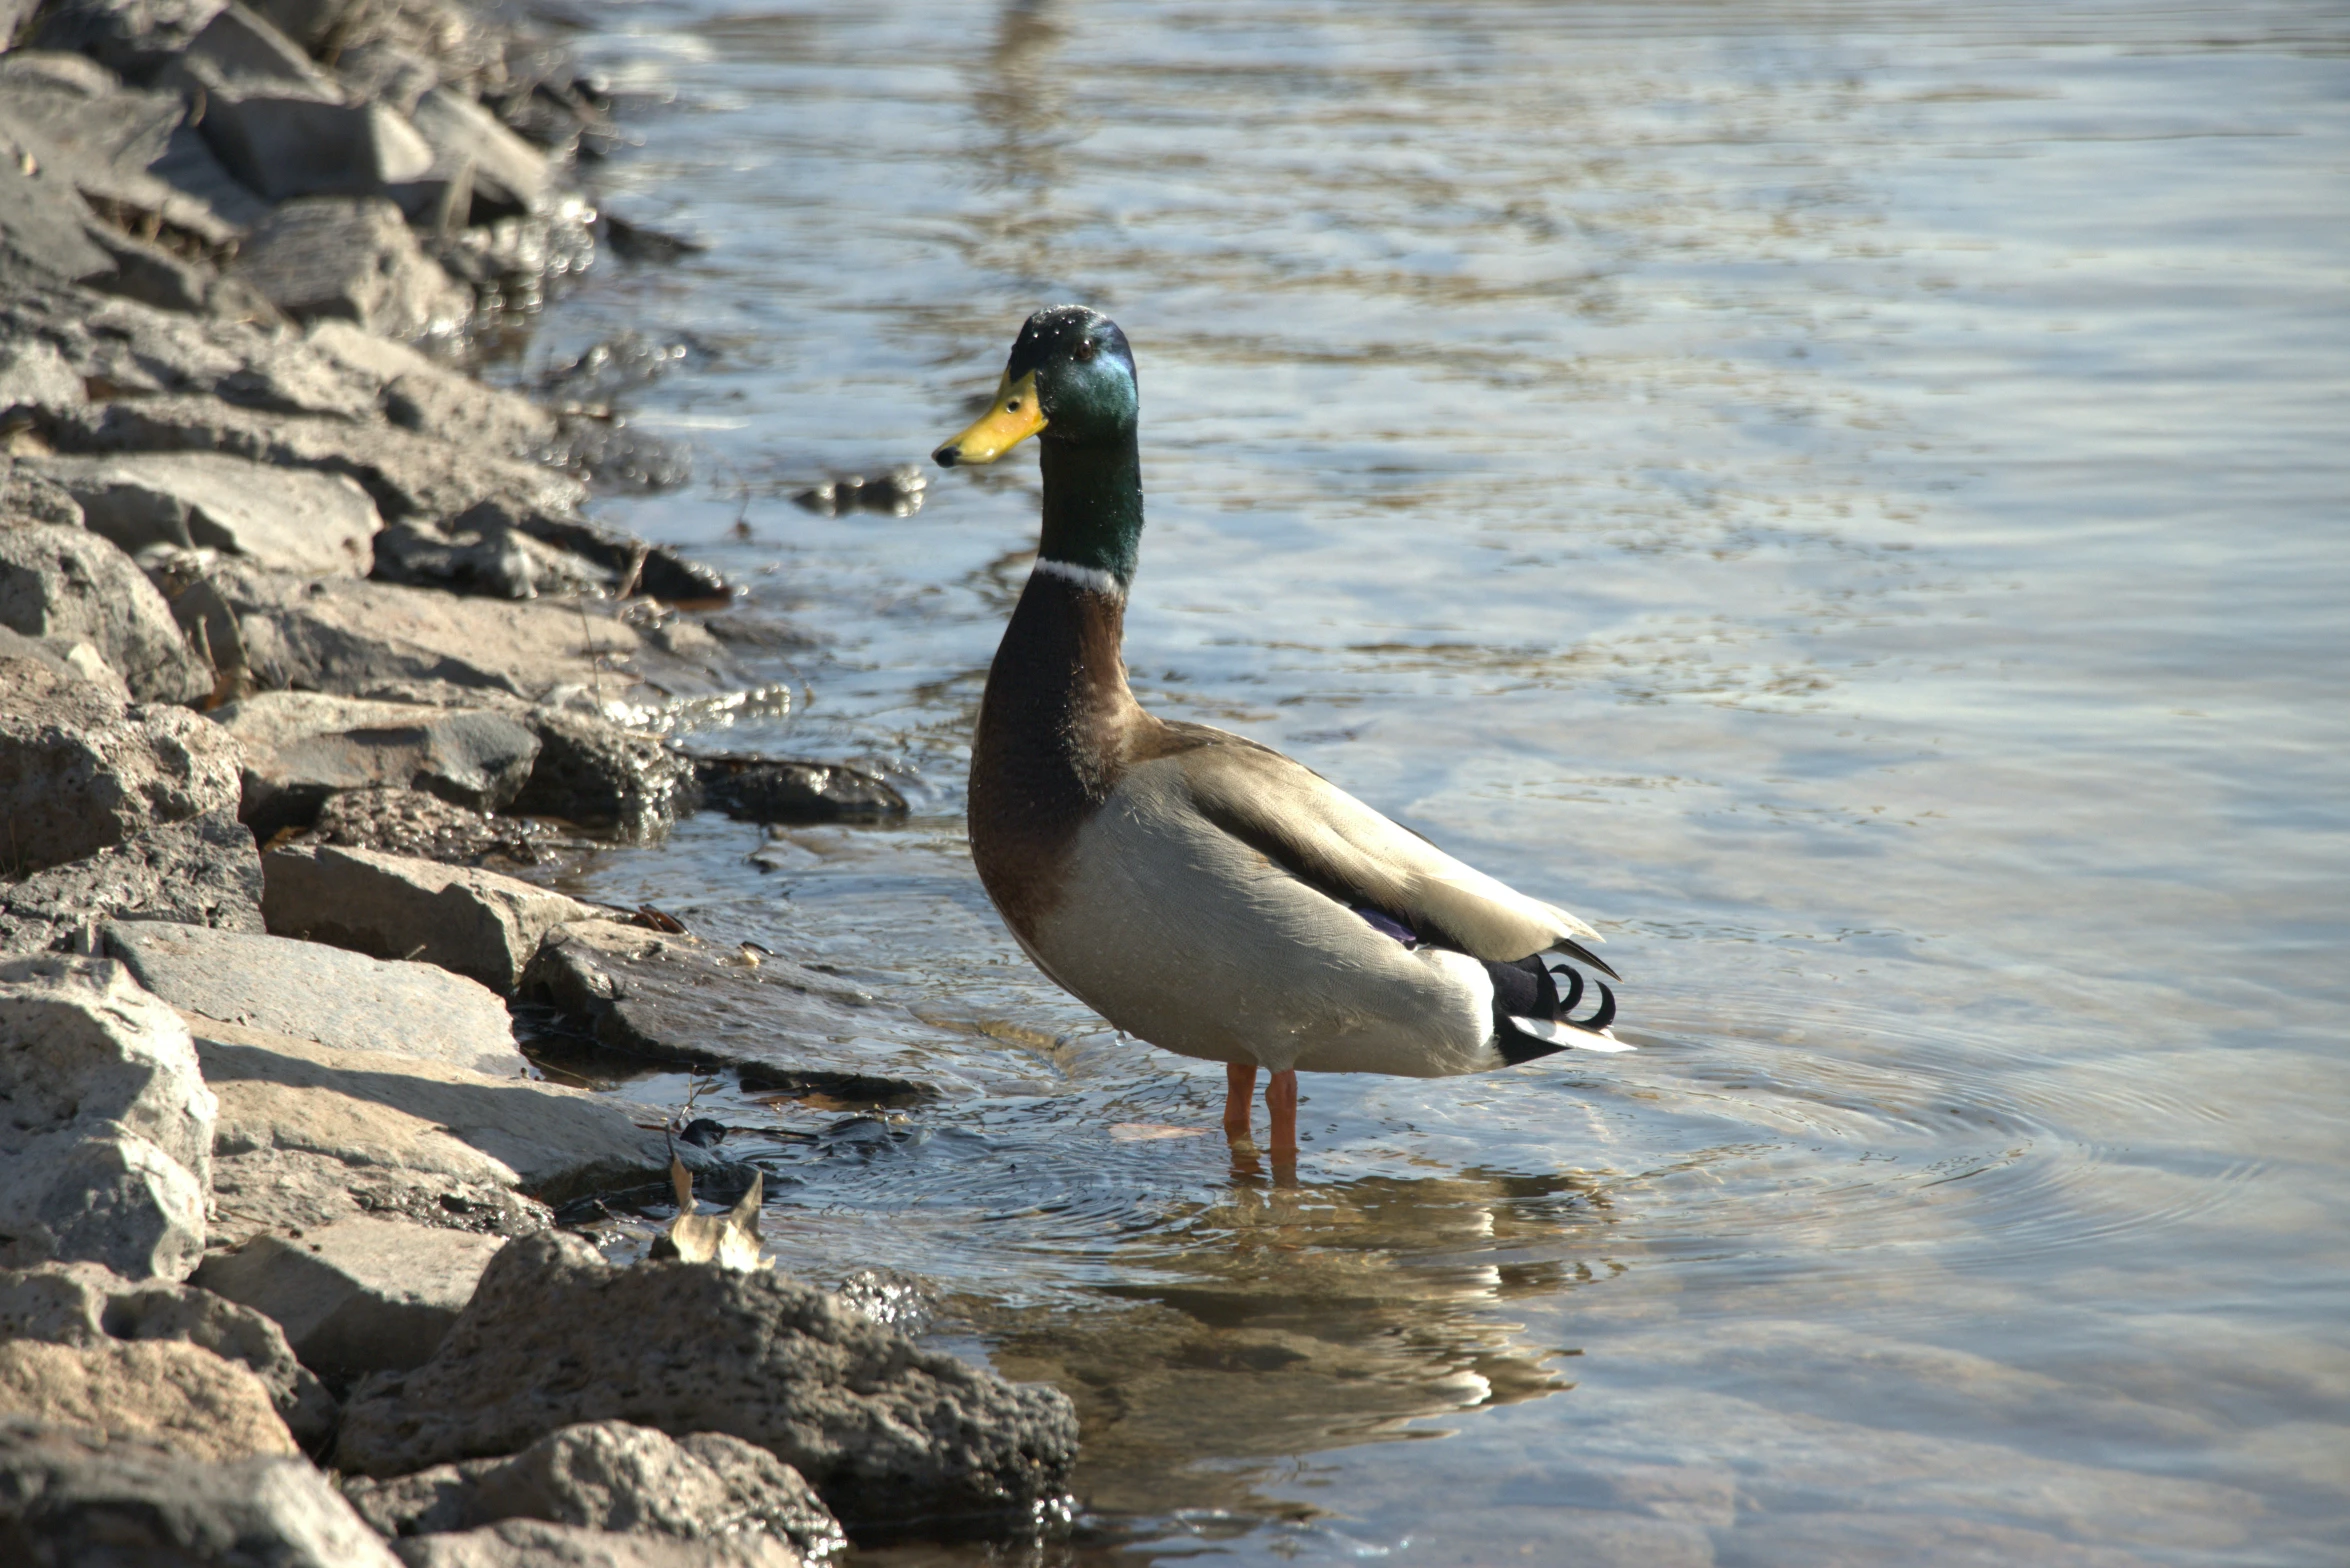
[1512,1017,1636,1053]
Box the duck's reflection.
[974,1166,1617,1520]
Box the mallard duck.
[934,306,1628,1156]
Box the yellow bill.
[933,370,1045,466]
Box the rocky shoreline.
[0,0,1072,1562]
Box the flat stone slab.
[102,921,527,1077]
[210,690,542,835]
[32,449,382,577]
[336,1231,1080,1539]
[188,1013,715,1243]
[263,843,595,992]
[193,1216,505,1386]
[166,563,738,715]
[525,921,934,1102]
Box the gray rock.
[48,393,588,522]
[691,757,908,825]
[0,954,213,1281]
[409,86,552,216]
[2,284,380,422]
[511,709,694,841]
[211,690,543,834]
[31,450,382,577]
[346,1422,841,1561]
[148,118,276,230]
[336,40,441,116]
[0,654,238,874]
[163,563,734,711]
[0,157,113,300]
[0,1260,335,1448]
[103,921,529,1077]
[392,1519,800,1568]
[0,343,87,429]
[0,624,128,699]
[0,1415,400,1567]
[0,1338,294,1460]
[261,842,596,991]
[31,0,229,78]
[371,515,610,600]
[0,71,243,255]
[209,1145,549,1247]
[335,1231,1079,1537]
[305,786,576,868]
[170,0,342,96]
[525,921,932,1102]
[245,0,355,49]
[306,319,558,456]
[0,523,210,702]
[83,224,216,312]
[0,807,263,958]
[228,196,470,339]
[193,1217,505,1387]
[468,503,729,605]
[189,1013,700,1240]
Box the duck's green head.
[933,305,1138,466]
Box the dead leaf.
[664,1164,769,1271]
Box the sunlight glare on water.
[527,2,2350,1561]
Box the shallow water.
[522,1,2349,1561]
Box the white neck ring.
[1032,558,1125,597]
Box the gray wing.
[1159,723,1613,971]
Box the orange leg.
[1223,1063,1257,1142]
[1265,1069,1299,1155]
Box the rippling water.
[520,2,2349,1560]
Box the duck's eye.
[1007,399,1021,411]
[1073,339,1098,362]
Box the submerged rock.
[0,953,214,1281]
[343,1420,844,1562]
[0,1259,335,1449]
[260,842,597,991]
[510,708,693,840]
[0,807,262,958]
[193,1216,506,1388]
[0,1338,294,1462]
[0,1415,400,1568]
[690,756,908,824]
[336,1231,1080,1538]
[524,920,932,1101]
[102,920,529,1077]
